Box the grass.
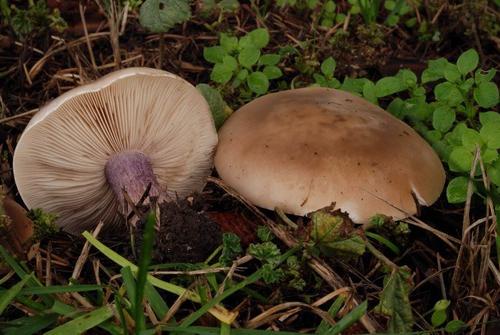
[0,0,499,334]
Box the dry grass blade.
[72,221,104,281]
[207,176,379,333]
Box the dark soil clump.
[137,197,222,264]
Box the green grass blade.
[121,266,136,312]
[179,247,299,328]
[220,323,231,335]
[2,313,59,335]
[316,295,346,333]
[144,282,169,321]
[114,292,129,335]
[20,284,102,295]
[161,326,309,335]
[323,300,368,335]
[135,211,156,333]
[365,232,401,255]
[0,273,32,314]
[44,305,114,335]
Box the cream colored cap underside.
[215,87,445,223]
[14,70,218,234]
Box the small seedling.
[204,28,283,97]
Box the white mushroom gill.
[14,70,218,234]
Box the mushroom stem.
[105,151,162,205]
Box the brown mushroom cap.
[13,68,218,234]
[214,87,445,223]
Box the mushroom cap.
[214,87,445,223]
[13,67,218,234]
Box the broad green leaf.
[263,65,282,79]
[459,77,474,93]
[374,267,414,333]
[432,106,455,133]
[488,160,500,186]
[425,130,442,143]
[457,49,479,75]
[248,28,270,49]
[461,128,483,151]
[386,97,405,119]
[444,63,461,82]
[432,140,452,161]
[480,122,500,149]
[422,58,448,83]
[218,0,240,12]
[238,35,254,49]
[474,82,499,108]
[313,73,327,87]
[445,123,468,146]
[139,0,190,33]
[220,33,238,52]
[446,176,470,203]
[196,84,232,129]
[431,310,447,327]
[396,69,417,88]
[247,72,269,94]
[445,320,467,333]
[210,63,233,84]
[475,69,496,84]
[362,80,377,104]
[448,147,474,172]
[236,69,248,80]
[238,47,260,68]
[2,314,58,335]
[321,57,336,78]
[222,55,238,71]
[434,299,451,311]
[310,210,365,258]
[480,111,500,126]
[203,46,226,63]
[258,54,280,66]
[481,148,498,164]
[375,76,407,97]
[434,82,464,106]
[341,77,367,94]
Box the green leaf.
[236,69,248,80]
[341,77,367,95]
[475,69,496,84]
[222,55,238,71]
[432,106,455,133]
[218,0,239,12]
[444,63,461,82]
[210,63,233,84]
[431,310,447,327]
[374,267,414,333]
[434,299,451,311]
[488,160,500,186]
[139,0,191,33]
[434,82,464,106]
[219,233,242,266]
[44,305,114,335]
[481,148,498,164]
[474,81,499,108]
[422,58,448,83]
[445,320,467,333]
[259,54,280,66]
[457,49,479,75]
[263,65,282,79]
[375,76,407,97]
[220,33,238,52]
[396,69,417,89]
[387,98,406,119]
[461,128,483,151]
[448,147,474,172]
[362,80,377,104]
[203,46,226,64]
[248,28,270,49]
[320,57,336,78]
[247,72,269,95]
[446,176,470,203]
[2,314,58,335]
[480,111,500,126]
[238,47,261,68]
[196,84,232,129]
[480,122,500,149]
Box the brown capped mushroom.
[13,68,218,234]
[214,87,445,223]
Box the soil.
[135,196,222,264]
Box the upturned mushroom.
[214,87,445,224]
[13,67,218,234]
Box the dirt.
[135,196,222,264]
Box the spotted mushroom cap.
[13,67,218,234]
[214,87,445,223]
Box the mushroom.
[214,87,445,224]
[13,67,218,234]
